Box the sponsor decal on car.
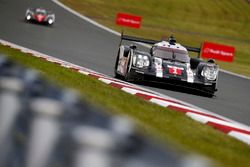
[167,65,183,75]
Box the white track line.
[51,0,120,36]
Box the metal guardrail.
[0,55,213,167]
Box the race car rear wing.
[120,33,201,55]
[121,34,159,45]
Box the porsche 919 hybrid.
[25,7,55,25]
[114,34,219,96]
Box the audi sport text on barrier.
[114,34,219,96]
[25,7,55,25]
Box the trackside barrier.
[0,39,249,146]
[0,55,215,167]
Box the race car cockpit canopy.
[152,46,190,63]
[120,33,200,60]
[35,8,47,15]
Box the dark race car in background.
[114,34,219,96]
[25,7,55,25]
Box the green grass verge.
[60,0,250,77]
[1,44,250,167]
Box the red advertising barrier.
[116,13,142,29]
[201,41,235,62]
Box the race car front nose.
[35,14,45,22]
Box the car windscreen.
[36,9,46,15]
[153,47,190,63]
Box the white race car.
[114,34,219,96]
[25,7,55,25]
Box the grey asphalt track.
[0,0,249,126]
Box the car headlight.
[48,18,54,24]
[133,54,150,68]
[201,64,219,81]
[26,15,31,20]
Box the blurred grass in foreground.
[60,0,250,77]
[1,44,250,167]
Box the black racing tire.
[203,83,217,97]
[24,17,29,23]
[123,46,130,58]
[46,23,54,27]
